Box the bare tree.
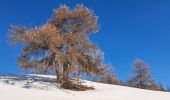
[166,86,170,92]
[100,64,118,84]
[9,4,104,87]
[128,59,155,89]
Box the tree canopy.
[9,5,104,84]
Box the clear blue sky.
[0,0,170,86]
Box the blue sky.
[0,0,170,86]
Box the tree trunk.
[56,68,62,83]
[63,63,69,81]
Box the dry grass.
[61,79,94,91]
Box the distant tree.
[9,4,104,88]
[147,83,165,91]
[165,86,170,92]
[157,83,165,91]
[100,64,119,85]
[128,59,156,89]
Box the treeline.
[97,59,170,92]
[8,4,169,91]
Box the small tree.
[100,64,118,85]
[128,59,155,89]
[9,4,104,89]
[157,83,165,91]
[166,86,170,92]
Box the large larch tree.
[9,5,104,84]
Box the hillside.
[0,74,169,100]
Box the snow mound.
[0,74,169,100]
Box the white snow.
[0,74,169,100]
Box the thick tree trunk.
[63,63,69,81]
[56,68,62,83]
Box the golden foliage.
[9,4,103,86]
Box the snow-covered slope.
[0,74,169,100]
